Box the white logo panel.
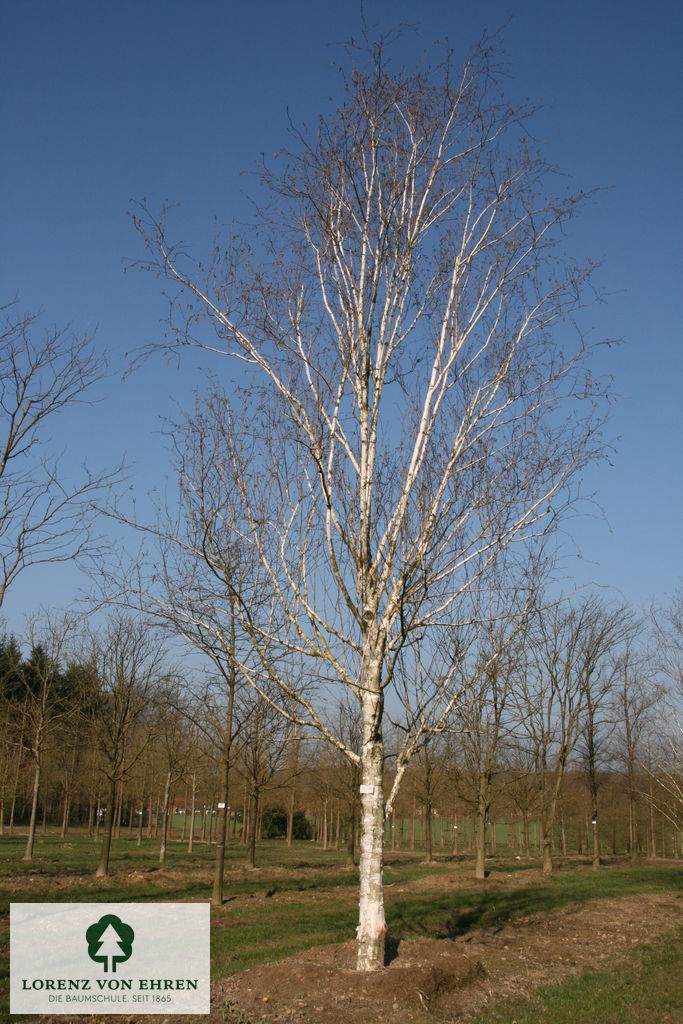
[10,902,210,1014]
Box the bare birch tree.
[132,36,611,969]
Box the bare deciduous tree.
[455,637,518,879]
[615,640,661,860]
[575,601,633,868]
[641,590,682,849]
[238,686,292,869]
[89,617,165,877]
[132,36,611,969]
[17,614,76,861]
[515,596,617,876]
[0,301,119,607]
[155,682,193,864]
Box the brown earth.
[11,865,682,1024]
[213,891,682,1024]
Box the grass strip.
[474,928,683,1023]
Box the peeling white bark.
[357,690,387,971]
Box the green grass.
[0,832,449,914]
[474,929,683,1024]
[1,831,681,1022]
[207,858,682,979]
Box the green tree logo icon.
[86,914,135,973]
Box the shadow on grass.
[385,934,401,965]
[388,865,683,944]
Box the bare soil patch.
[214,891,682,1024]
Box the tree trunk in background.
[474,771,491,880]
[114,782,123,838]
[61,745,77,838]
[213,612,237,903]
[628,799,635,858]
[96,777,117,877]
[475,806,486,880]
[9,711,28,836]
[286,724,301,851]
[424,801,434,863]
[346,802,358,867]
[159,769,172,863]
[648,740,657,858]
[181,785,188,841]
[61,791,69,837]
[154,787,161,839]
[188,771,197,854]
[22,750,41,861]
[137,798,144,846]
[241,781,248,844]
[410,784,416,851]
[247,790,258,868]
[591,803,601,870]
[286,783,296,847]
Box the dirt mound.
[215,938,485,1022]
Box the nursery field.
[0,831,681,1023]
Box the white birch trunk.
[356,685,387,971]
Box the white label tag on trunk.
[360,784,375,795]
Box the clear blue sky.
[1,0,681,634]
